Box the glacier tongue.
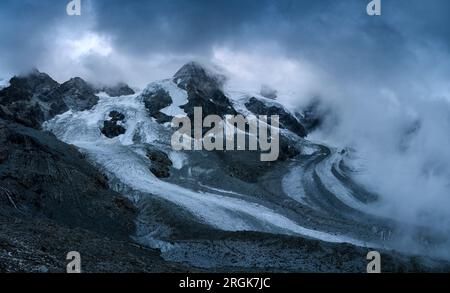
[44,88,370,247]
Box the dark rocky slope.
[0,119,191,272]
[0,71,189,272]
[0,119,132,237]
[0,212,189,273]
[245,97,306,138]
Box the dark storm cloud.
[0,0,77,72]
[1,0,450,81]
[88,0,450,56]
[90,0,339,54]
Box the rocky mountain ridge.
[0,70,134,129]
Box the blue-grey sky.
[0,0,450,87]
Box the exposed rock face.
[101,111,126,138]
[142,88,173,123]
[0,119,134,238]
[146,146,173,178]
[174,62,226,95]
[97,82,135,97]
[245,97,307,138]
[174,62,236,122]
[0,70,99,129]
[0,70,61,128]
[3,69,60,101]
[0,101,45,129]
[51,77,99,112]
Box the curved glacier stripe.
[83,143,369,246]
[315,152,368,212]
[45,94,371,247]
[282,165,310,206]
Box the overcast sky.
[1,0,450,89]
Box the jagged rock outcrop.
[0,70,61,128]
[174,62,236,121]
[101,111,126,138]
[0,100,45,130]
[174,62,226,95]
[50,77,99,112]
[2,69,59,101]
[142,87,173,123]
[145,146,173,178]
[245,97,306,138]
[0,70,99,129]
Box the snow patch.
[143,79,188,117]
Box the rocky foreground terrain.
[0,73,188,272]
[1,63,449,272]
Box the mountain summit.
[173,62,226,94]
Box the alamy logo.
[66,251,81,273]
[367,251,381,273]
[171,107,280,162]
[367,0,381,16]
[66,0,81,16]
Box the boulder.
[101,111,126,138]
[145,146,173,178]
